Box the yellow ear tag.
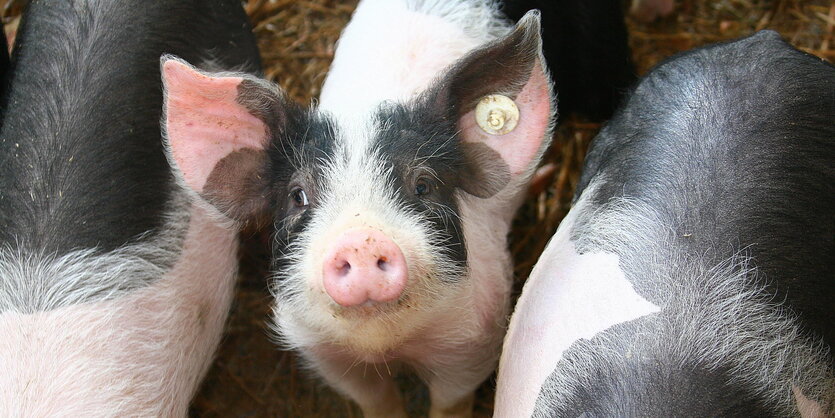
[475,94,519,135]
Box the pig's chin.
[323,274,427,322]
[311,272,463,353]
[331,296,410,317]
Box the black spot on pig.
[534,315,780,417]
[575,30,835,348]
[372,104,469,276]
[264,110,340,272]
[0,0,261,258]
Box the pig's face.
[161,12,554,354]
[266,100,484,351]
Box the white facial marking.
[319,0,508,126]
[495,200,660,418]
[475,94,519,135]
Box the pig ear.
[161,56,284,222]
[432,10,554,198]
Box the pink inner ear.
[458,58,552,176]
[163,60,268,193]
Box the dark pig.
[496,31,834,417]
[0,0,260,415]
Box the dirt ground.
[2,0,832,417]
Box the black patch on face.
[533,314,780,417]
[414,82,513,198]
[262,108,340,275]
[262,100,473,282]
[371,103,469,277]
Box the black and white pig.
[495,30,834,417]
[0,0,259,414]
[160,0,554,416]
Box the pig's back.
[0,0,260,256]
[578,30,835,346]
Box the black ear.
[236,77,293,138]
[427,11,555,198]
[434,10,546,115]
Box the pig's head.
[160,12,554,354]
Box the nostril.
[337,261,351,276]
[377,256,388,271]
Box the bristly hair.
[403,0,511,41]
[267,137,467,351]
[0,199,188,313]
[536,193,834,416]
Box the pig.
[0,0,260,415]
[160,0,554,416]
[495,30,834,417]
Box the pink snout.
[322,228,408,307]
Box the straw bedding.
[1,0,831,416]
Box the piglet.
[161,1,554,416]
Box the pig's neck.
[318,0,508,122]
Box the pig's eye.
[290,188,309,208]
[415,177,433,197]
